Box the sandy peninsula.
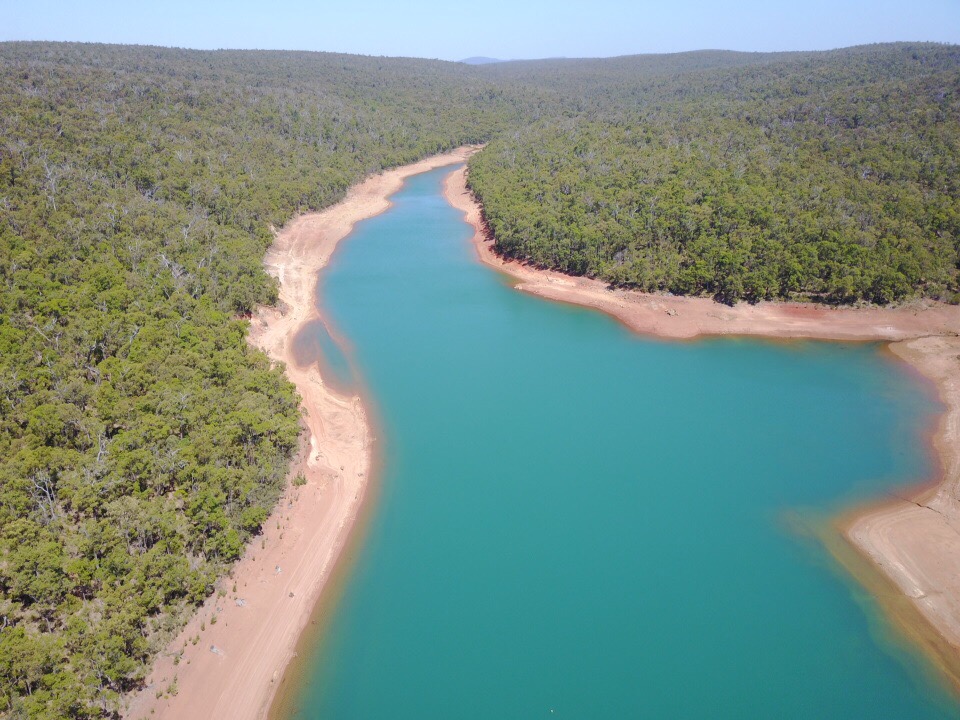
[124,148,478,720]
[443,162,960,688]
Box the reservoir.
[286,165,957,718]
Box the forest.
[0,40,958,718]
[468,44,960,303]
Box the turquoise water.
[288,166,955,719]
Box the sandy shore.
[124,148,478,720]
[846,337,960,684]
[444,162,960,687]
[444,165,957,343]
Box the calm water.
[287,166,955,719]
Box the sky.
[2,0,959,61]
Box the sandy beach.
[443,162,960,688]
[124,148,478,720]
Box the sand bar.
[124,148,478,720]
[443,161,960,688]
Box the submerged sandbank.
[443,161,960,690]
[124,148,479,720]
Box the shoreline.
[124,147,479,720]
[123,150,960,719]
[445,164,957,343]
[442,162,960,690]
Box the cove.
[283,165,957,718]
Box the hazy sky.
[2,0,959,61]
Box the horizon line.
[1,37,957,65]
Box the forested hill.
[0,42,543,719]
[468,43,960,303]
[1,40,958,718]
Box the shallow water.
[290,316,356,393]
[287,165,956,719]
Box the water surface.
[289,166,955,719]
[290,316,356,393]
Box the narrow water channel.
[286,165,956,719]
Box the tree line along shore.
[0,41,958,718]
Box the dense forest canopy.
[0,40,958,718]
[468,44,960,303]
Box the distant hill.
[468,42,960,304]
[460,56,503,65]
[2,39,960,719]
